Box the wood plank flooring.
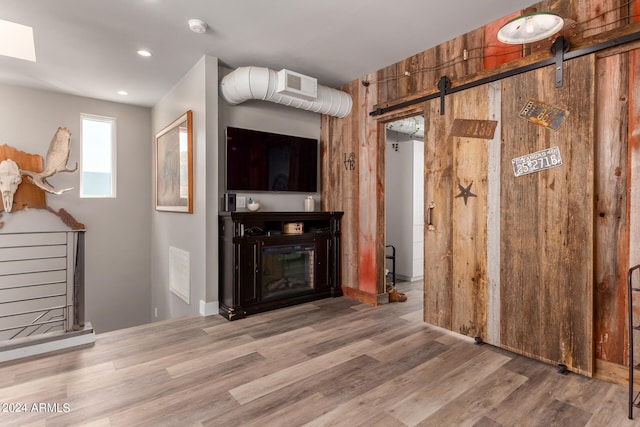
[0,280,635,426]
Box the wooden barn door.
[424,84,492,341]
[500,55,595,376]
[425,55,595,376]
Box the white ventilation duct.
[220,66,352,118]
[386,116,424,138]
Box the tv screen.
[226,126,318,193]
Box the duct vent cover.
[277,69,317,101]
[287,73,301,90]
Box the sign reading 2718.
[512,146,562,177]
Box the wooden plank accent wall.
[500,55,595,376]
[321,80,360,293]
[376,29,484,104]
[569,0,628,39]
[528,0,626,55]
[322,0,640,381]
[357,73,383,297]
[629,0,640,369]
[322,74,385,302]
[483,13,523,70]
[593,52,629,365]
[629,48,640,366]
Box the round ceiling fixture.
[497,12,564,44]
[188,19,208,34]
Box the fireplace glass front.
[262,244,315,300]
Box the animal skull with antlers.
[0,127,77,212]
[0,159,22,213]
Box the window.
[80,114,116,198]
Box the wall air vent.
[276,69,317,101]
[287,73,301,90]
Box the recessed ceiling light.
[0,19,36,62]
[137,50,152,57]
[117,90,128,96]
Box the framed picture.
[155,110,193,213]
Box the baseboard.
[341,286,387,306]
[396,274,423,282]
[199,300,219,317]
[377,292,390,304]
[594,358,640,387]
[0,323,95,363]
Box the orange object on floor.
[387,286,407,302]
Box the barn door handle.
[427,202,435,231]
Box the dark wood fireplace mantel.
[218,211,343,320]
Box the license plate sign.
[512,146,562,177]
[519,99,568,131]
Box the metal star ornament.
[455,182,477,205]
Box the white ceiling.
[0,0,537,107]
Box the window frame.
[79,113,117,198]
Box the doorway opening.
[384,115,425,286]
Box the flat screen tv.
[225,126,318,193]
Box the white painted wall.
[412,140,425,279]
[0,82,152,333]
[150,55,219,321]
[218,66,321,213]
[385,130,424,281]
[0,58,323,333]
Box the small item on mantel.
[246,197,260,212]
[304,196,314,212]
[283,222,303,235]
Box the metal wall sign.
[519,99,568,131]
[512,146,563,177]
[450,119,498,139]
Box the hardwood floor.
[0,280,635,426]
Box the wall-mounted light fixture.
[497,12,564,44]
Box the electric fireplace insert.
[218,211,343,320]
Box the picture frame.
[155,110,193,213]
